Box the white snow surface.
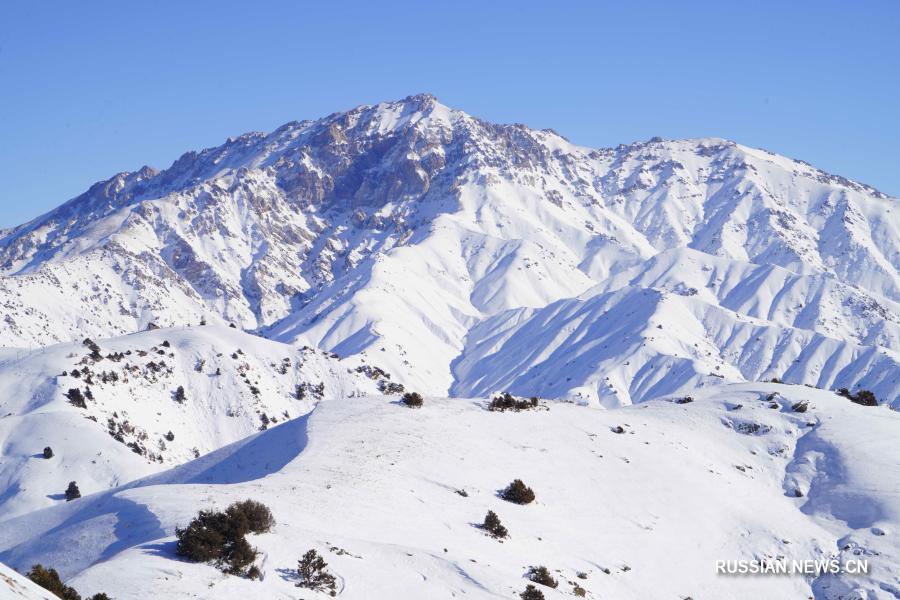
[0,385,898,599]
[0,562,57,600]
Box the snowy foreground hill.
[0,95,899,598]
[0,385,898,599]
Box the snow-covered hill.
[0,326,395,522]
[0,384,897,599]
[0,94,898,405]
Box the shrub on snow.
[175,499,274,575]
[65,481,81,501]
[296,549,337,594]
[527,565,558,588]
[501,479,535,505]
[482,510,508,538]
[520,584,545,600]
[401,392,423,408]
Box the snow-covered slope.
[452,280,900,407]
[0,562,57,600]
[0,326,395,521]
[0,94,898,405]
[0,384,897,599]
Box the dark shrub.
[401,392,423,408]
[296,549,337,594]
[226,499,275,534]
[500,479,535,505]
[520,584,545,600]
[489,393,516,411]
[162,340,171,347]
[88,594,112,600]
[65,481,81,501]
[26,564,80,600]
[574,584,587,597]
[43,446,54,459]
[175,499,273,575]
[65,388,86,409]
[222,535,258,575]
[247,565,261,580]
[611,425,625,434]
[527,566,558,588]
[838,387,878,406]
[482,510,508,538]
[176,510,228,563]
[165,431,175,442]
[488,393,539,412]
[83,338,102,361]
[295,381,325,401]
[674,396,693,404]
[851,389,878,406]
[380,381,405,394]
[791,401,808,413]
[174,386,186,403]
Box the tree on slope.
[296,549,337,594]
[26,564,80,600]
[520,584,545,600]
[65,481,81,501]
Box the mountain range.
[1,93,897,407]
[0,95,898,599]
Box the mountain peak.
[0,96,897,409]
[395,92,440,107]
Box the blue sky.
[1,0,897,227]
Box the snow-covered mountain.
[0,94,898,406]
[1,95,899,599]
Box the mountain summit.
[1,95,898,405]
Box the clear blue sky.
[1,1,897,228]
